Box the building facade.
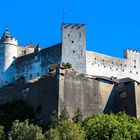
[0,24,140,88]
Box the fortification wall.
[58,70,114,118]
[15,43,61,82]
[86,49,140,82]
[0,74,59,123]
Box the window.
[134,65,136,68]
[130,71,132,73]
[68,33,70,37]
[122,69,124,72]
[136,72,138,74]
[103,60,104,62]
[37,72,39,76]
[104,66,106,68]
[73,50,75,53]
[116,68,118,71]
[125,64,127,67]
[71,40,74,43]
[112,62,114,64]
[94,58,96,60]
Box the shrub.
[49,64,58,72]
[62,62,72,69]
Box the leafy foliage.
[83,113,140,140]
[49,64,58,72]
[46,120,86,140]
[59,106,70,122]
[8,120,45,140]
[72,108,83,124]
[62,62,72,69]
[50,111,59,128]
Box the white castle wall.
[86,49,140,82]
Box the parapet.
[62,23,85,29]
[0,37,18,46]
[125,48,140,54]
[124,48,140,59]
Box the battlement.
[125,48,140,54]
[0,37,18,45]
[124,48,140,59]
[62,23,85,29]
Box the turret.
[0,27,18,86]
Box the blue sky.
[0,0,140,57]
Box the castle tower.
[61,24,86,73]
[0,27,18,86]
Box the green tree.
[8,120,45,140]
[72,108,83,124]
[46,120,85,140]
[83,113,140,140]
[59,106,70,122]
[50,111,59,128]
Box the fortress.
[0,23,140,121]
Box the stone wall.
[15,43,61,82]
[86,49,140,82]
[113,82,136,116]
[58,70,114,118]
[0,74,59,122]
[61,24,86,73]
